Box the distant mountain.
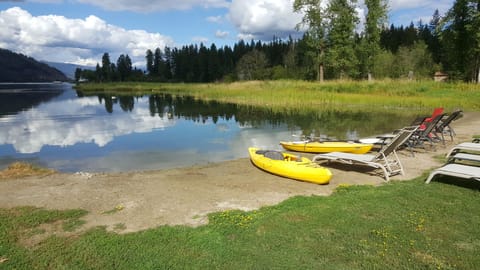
[45,61,95,80]
[0,48,69,82]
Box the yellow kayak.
[280,140,373,154]
[248,147,332,184]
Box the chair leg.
[378,165,390,182]
[425,171,437,183]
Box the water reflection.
[0,85,412,172]
[0,95,175,153]
[0,83,66,117]
[84,92,409,138]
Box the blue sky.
[0,0,454,67]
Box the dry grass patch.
[0,162,56,179]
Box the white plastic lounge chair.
[312,128,416,181]
[446,142,480,158]
[425,164,480,184]
[448,153,480,163]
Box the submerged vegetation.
[1,178,479,269]
[76,80,480,113]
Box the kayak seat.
[260,150,284,161]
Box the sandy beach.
[1,111,479,233]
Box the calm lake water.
[0,83,411,172]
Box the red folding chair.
[420,107,444,130]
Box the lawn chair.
[410,116,428,126]
[426,148,480,184]
[432,109,463,144]
[425,164,480,184]
[446,142,480,158]
[312,128,416,181]
[405,113,446,153]
[421,107,444,126]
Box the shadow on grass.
[427,175,480,191]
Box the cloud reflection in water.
[0,96,176,154]
[0,92,294,172]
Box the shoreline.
[1,111,479,233]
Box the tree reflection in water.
[86,92,411,140]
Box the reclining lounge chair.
[426,151,480,184]
[425,164,480,184]
[421,107,444,129]
[432,109,463,144]
[446,142,480,158]
[405,113,446,153]
[312,128,416,181]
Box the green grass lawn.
[1,177,479,269]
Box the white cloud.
[77,0,230,12]
[387,0,453,26]
[215,30,229,39]
[228,0,303,40]
[225,0,456,42]
[0,7,174,66]
[206,15,223,23]
[226,0,454,41]
[389,0,438,11]
[237,33,255,41]
[192,36,209,43]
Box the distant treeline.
[0,48,68,82]
[76,2,480,83]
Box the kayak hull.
[249,147,332,184]
[280,141,373,154]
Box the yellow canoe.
[248,147,332,184]
[280,140,373,154]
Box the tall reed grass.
[76,80,480,114]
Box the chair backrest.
[410,116,427,126]
[375,127,417,159]
[428,107,444,121]
[419,113,445,136]
[436,110,462,130]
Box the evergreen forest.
[0,48,68,82]
[75,0,480,83]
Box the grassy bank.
[0,162,55,180]
[75,80,480,113]
[1,177,479,269]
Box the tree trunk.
[318,64,324,82]
[317,49,324,82]
[477,67,480,84]
[368,72,373,82]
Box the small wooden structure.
[434,71,448,82]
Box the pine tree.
[326,0,359,79]
[440,0,480,81]
[363,0,388,80]
[294,0,328,82]
[145,49,154,76]
[101,52,112,82]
